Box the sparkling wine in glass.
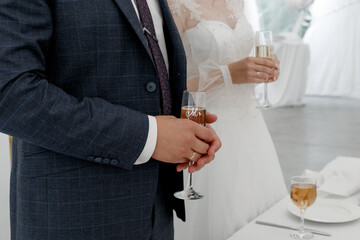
[174,91,206,200]
[290,176,317,239]
[255,30,274,108]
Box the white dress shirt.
[131,0,169,165]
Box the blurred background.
[251,0,360,192]
[0,0,359,238]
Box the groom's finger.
[189,154,214,173]
[186,151,201,162]
[194,124,214,143]
[176,161,190,172]
[206,113,217,124]
[205,125,222,156]
[191,139,209,155]
[176,152,202,172]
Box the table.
[256,34,310,107]
[228,192,360,240]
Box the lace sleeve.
[187,59,233,102]
[168,0,241,102]
[185,30,233,100]
[167,0,201,34]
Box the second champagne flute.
[255,30,274,108]
[174,90,206,200]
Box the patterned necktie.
[135,0,172,115]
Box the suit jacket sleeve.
[0,0,149,170]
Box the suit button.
[146,82,157,93]
[110,159,119,166]
[94,157,102,163]
[87,156,95,161]
[103,158,110,164]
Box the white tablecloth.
[256,34,310,107]
[228,191,360,240]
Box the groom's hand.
[152,116,214,164]
[176,113,222,173]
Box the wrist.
[228,63,236,84]
[222,64,235,86]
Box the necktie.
[136,0,172,115]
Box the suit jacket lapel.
[112,0,153,60]
[158,0,186,73]
[158,0,186,76]
[158,0,182,47]
[113,0,185,75]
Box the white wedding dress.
[168,1,288,239]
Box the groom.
[0,0,221,239]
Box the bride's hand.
[270,55,280,81]
[228,56,280,84]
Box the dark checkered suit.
[0,0,186,239]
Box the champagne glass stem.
[264,77,269,103]
[186,162,193,189]
[299,209,305,233]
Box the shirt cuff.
[134,115,157,165]
[220,65,233,88]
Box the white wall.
[0,133,11,239]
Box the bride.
[168,0,288,239]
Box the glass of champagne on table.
[290,176,317,239]
[255,30,274,108]
[174,90,206,200]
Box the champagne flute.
[290,176,317,239]
[174,90,206,200]
[255,30,274,108]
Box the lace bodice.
[170,0,244,23]
[168,0,255,108]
